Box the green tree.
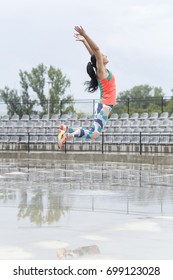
[0,64,74,117]
[113,85,165,115]
[19,70,38,116]
[0,87,23,118]
[22,64,74,116]
[47,66,74,115]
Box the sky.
[0,0,173,103]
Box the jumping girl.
[57,25,116,150]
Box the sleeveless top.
[98,70,116,106]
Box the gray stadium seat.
[112,120,122,128]
[46,128,55,135]
[109,113,118,121]
[120,113,129,120]
[17,128,28,135]
[129,113,139,120]
[35,121,43,128]
[139,112,148,120]
[5,121,14,128]
[140,119,150,128]
[122,120,131,128]
[150,120,160,128]
[159,112,169,119]
[1,115,9,122]
[9,136,19,143]
[37,136,46,143]
[131,120,140,128]
[25,121,34,129]
[44,121,52,128]
[30,136,38,143]
[59,114,70,121]
[130,133,140,144]
[41,114,49,121]
[72,120,81,128]
[149,112,158,120]
[50,114,60,121]
[8,128,17,135]
[15,121,25,128]
[141,133,150,144]
[142,127,151,133]
[52,120,61,128]
[0,128,7,135]
[19,136,29,143]
[149,136,160,144]
[29,128,37,135]
[159,119,170,128]
[31,114,39,122]
[133,127,142,133]
[0,121,4,128]
[69,113,78,121]
[10,114,19,121]
[79,114,87,121]
[46,136,56,143]
[82,120,90,128]
[64,120,71,127]
[112,135,122,144]
[160,136,169,145]
[104,120,111,128]
[162,127,172,133]
[37,128,46,135]
[104,127,114,144]
[169,113,173,119]
[0,136,8,142]
[21,114,30,121]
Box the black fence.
[0,132,173,155]
[1,96,173,117]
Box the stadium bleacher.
[0,112,173,152]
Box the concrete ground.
[0,157,173,260]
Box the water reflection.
[17,189,69,226]
[0,160,173,225]
[1,159,173,259]
[57,245,100,259]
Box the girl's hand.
[74,25,86,36]
[74,34,85,42]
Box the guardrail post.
[28,132,30,153]
[102,132,104,154]
[139,132,142,155]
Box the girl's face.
[102,54,109,65]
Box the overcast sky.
[1,0,173,101]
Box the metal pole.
[127,97,130,115]
[27,132,30,153]
[139,132,142,155]
[161,97,164,113]
[102,132,104,154]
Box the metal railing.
[1,96,173,117]
[0,132,173,154]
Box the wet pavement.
[0,158,173,260]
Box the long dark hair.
[84,54,98,93]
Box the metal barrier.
[0,96,173,116]
[0,132,173,154]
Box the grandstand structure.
[0,111,173,153]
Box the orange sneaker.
[57,125,67,150]
[57,134,67,150]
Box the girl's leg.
[66,103,112,140]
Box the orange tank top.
[98,70,116,105]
